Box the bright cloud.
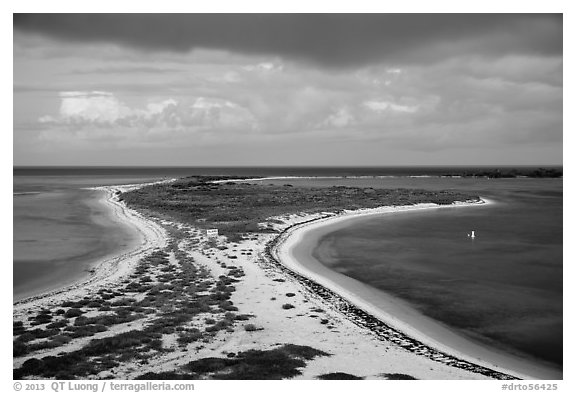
[38,91,258,139]
[243,60,284,73]
[319,107,355,129]
[39,91,131,124]
[363,100,419,114]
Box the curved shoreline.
[267,199,559,380]
[13,181,170,312]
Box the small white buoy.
[471,230,475,239]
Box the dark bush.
[51,335,72,345]
[317,372,364,380]
[64,308,83,318]
[136,372,198,380]
[183,344,329,380]
[13,321,26,336]
[382,373,418,380]
[46,320,68,329]
[31,313,53,325]
[64,324,108,338]
[13,340,27,357]
[177,330,203,345]
[28,340,61,352]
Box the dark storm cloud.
[13,14,562,67]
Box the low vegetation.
[120,176,480,239]
[443,167,562,179]
[13,231,251,378]
[187,344,329,379]
[316,372,364,380]
[133,344,328,380]
[381,373,418,380]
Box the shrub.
[16,328,60,342]
[16,332,35,343]
[183,344,329,380]
[282,304,295,310]
[51,335,72,345]
[317,372,364,380]
[13,321,26,336]
[111,298,133,307]
[285,293,296,297]
[46,320,68,329]
[177,331,203,345]
[13,340,27,357]
[382,373,418,380]
[135,372,198,380]
[28,340,61,352]
[65,324,108,338]
[244,324,261,332]
[219,301,238,311]
[19,358,43,375]
[64,308,83,318]
[31,313,53,325]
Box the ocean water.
[13,168,180,300]
[262,176,562,371]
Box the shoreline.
[212,175,559,184]
[13,181,170,311]
[268,199,561,380]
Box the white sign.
[206,229,219,238]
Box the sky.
[13,13,563,166]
